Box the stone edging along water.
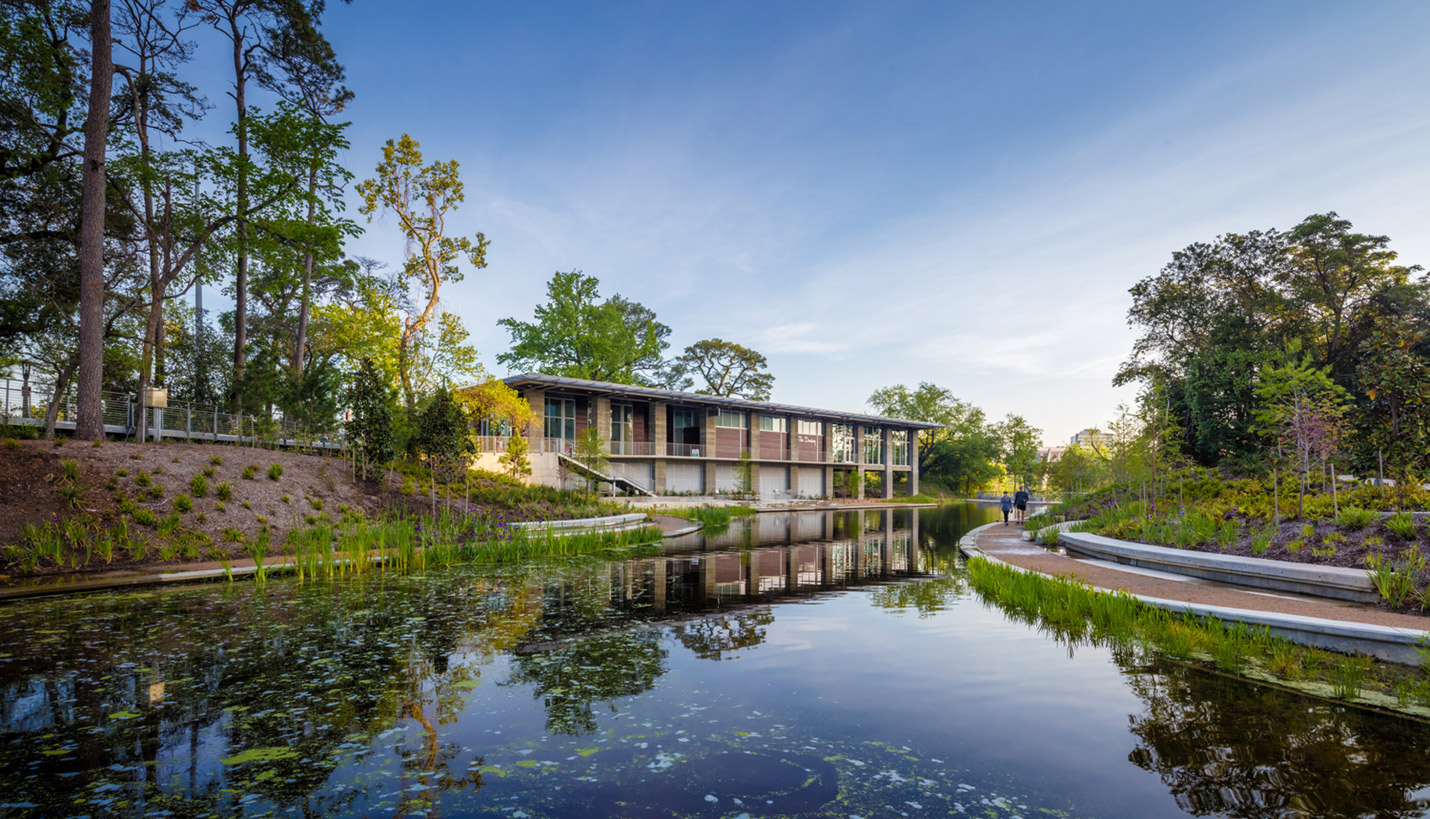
[957,522,1429,666]
[1057,530,1381,604]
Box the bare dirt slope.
[0,439,385,550]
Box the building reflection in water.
[595,509,923,616]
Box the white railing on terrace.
[0,376,342,448]
[470,434,908,466]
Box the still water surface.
[2,505,1430,818]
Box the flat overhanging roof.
[502,373,943,430]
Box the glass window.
[611,403,633,443]
[716,410,746,429]
[758,416,787,433]
[831,423,854,463]
[863,425,883,464]
[891,429,909,466]
[796,419,821,436]
[544,398,575,440]
[672,408,699,431]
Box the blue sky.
[187,1,1430,444]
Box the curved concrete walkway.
[964,521,1430,664]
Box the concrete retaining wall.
[1059,531,1381,604]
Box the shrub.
[215,482,233,501]
[115,468,129,478]
[3,439,17,451]
[135,470,152,487]
[282,494,291,504]
[152,466,164,475]
[134,509,157,527]
[202,466,216,478]
[242,465,257,480]
[1385,512,1418,540]
[148,484,164,500]
[173,494,193,513]
[222,527,246,543]
[191,474,209,498]
[309,497,323,511]
[401,476,416,495]
[157,512,181,536]
[210,454,223,466]
[267,463,284,481]
[215,501,225,512]
[1338,507,1376,530]
[241,501,251,510]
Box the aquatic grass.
[665,505,758,530]
[966,557,1423,712]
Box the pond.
[3,505,1430,818]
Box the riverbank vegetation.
[967,557,1430,717]
[1017,214,1430,609]
[0,438,635,577]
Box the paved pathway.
[972,522,1430,631]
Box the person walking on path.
[1014,486,1030,524]
[999,491,1013,525]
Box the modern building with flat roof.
[475,373,937,499]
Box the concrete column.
[702,556,717,600]
[786,547,798,590]
[823,420,835,464]
[821,541,835,585]
[748,414,760,459]
[747,460,761,498]
[883,511,894,575]
[595,397,612,449]
[854,426,866,499]
[910,431,920,496]
[788,466,801,498]
[525,389,546,442]
[701,410,716,457]
[652,558,666,614]
[652,401,668,455]
[701,410,719,493]
[653,459,667,494]
[883,427,894,499]
[823,466,834,499]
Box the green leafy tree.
[572,427,609,497]
[1351,322,1430,508]
[995,414,1042,491]
[499,432,532,481]
[415,385,475,485]
[497,270,671,385]
[1255,341,1347,518]
[345,357,393,480]
[671,338,774,400]
[357,134,490,409]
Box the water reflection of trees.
[973,586,1430,818]
[0,510,936,814]
[1118,648,1430,818]
[674,609,776,660]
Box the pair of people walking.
[999,486,1030,525]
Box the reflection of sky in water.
[1,505,1430,818]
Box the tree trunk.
[43,361,79,440]
[230,17,249,411]
[75,0,113,441]
[293,168,316,379]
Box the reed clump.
[967,557,1430,713]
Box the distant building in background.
[1037,446,1066,464]
[1069,428,1106,448]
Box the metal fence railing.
[0,376,342,449]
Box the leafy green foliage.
[414,386,474,485]
[498,270,672,385]
[668,338,774,400]
[345,357,394,479]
